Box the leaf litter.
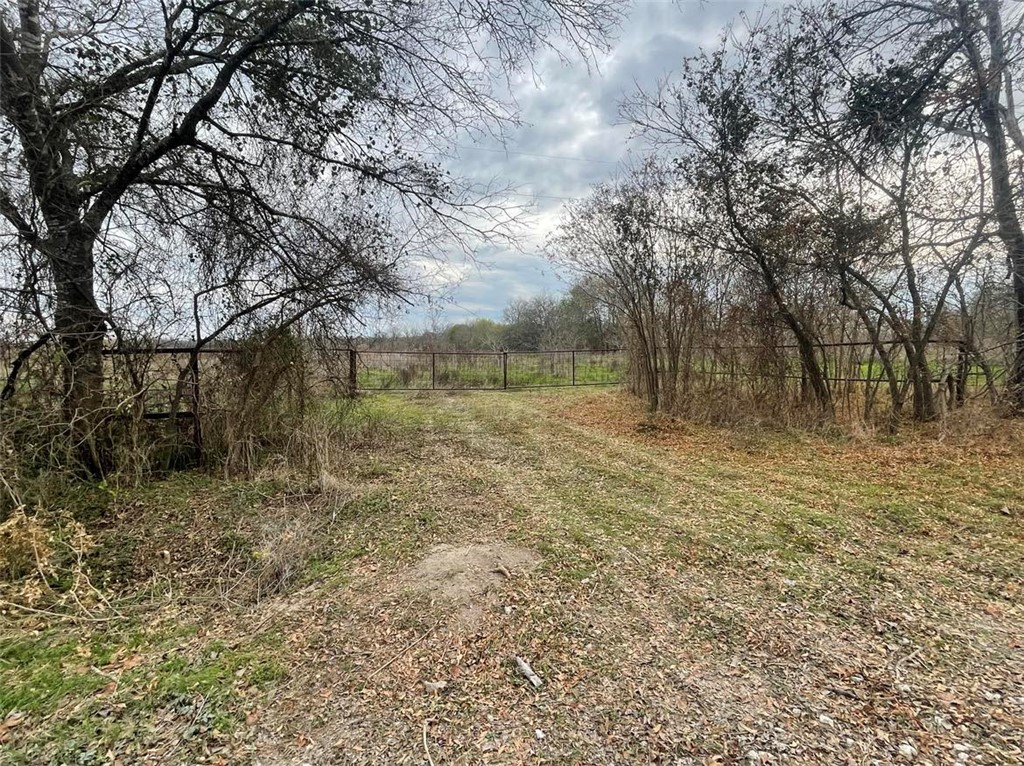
[4,390,1023,764]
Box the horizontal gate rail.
[352,348,625,392]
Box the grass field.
[2,389,1023,764]
[355,350,625,390]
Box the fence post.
[571,350,576,386]
[189,352,203,463]
[502,351,508,390]
[431,352,436,390]
[348,348,357,396]
[955,341,969,407]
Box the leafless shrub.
[216,492,349,607]
[201,332,313,477]
[0,509,52,582]
[251,517,320,601]
[0,501,110,619]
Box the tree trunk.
[47,231,108,474]
[841,284,903,423]
[908,347,936,421]
[969,0,1024,411]
[976,99,1024,410]
[760,262,833,415]
[793,331,831,413]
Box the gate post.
[502,351,508,390]
[955,341,969,407]
[431,352,437,390]
[571,350,576,386]
[348,348,357,396]
[189,352,203,463]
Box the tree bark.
[975,99,1024,410]
[47,230,108,473]
[907,345,936,421]
[964,0,1024,411]
[759,260,833,415]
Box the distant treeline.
[370,285,621,352]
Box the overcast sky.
[391,0,760,330]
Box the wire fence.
[351,341,1008,397]
[1,339,1009,472]
[1,340,1010,417]
[352,348,625,390]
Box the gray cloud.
[412,0,755,326]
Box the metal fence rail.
[352,348,627,391]
[2,340,1008,468]
[2,341,1009,403]
[351,340,1009,401]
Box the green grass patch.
[0,636,109,716]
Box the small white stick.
[514,656,543,689]
[422,719,436,766]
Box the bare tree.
[624,38,836,415]
[549,162,709,413]
[619,6,1004,422]
[834,0,1024,408]
[0,0,621,470]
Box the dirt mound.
[407,543,540,624]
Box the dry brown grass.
[3,389,1023,764]
[239,390,1024,764]
[0,510,51,582]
